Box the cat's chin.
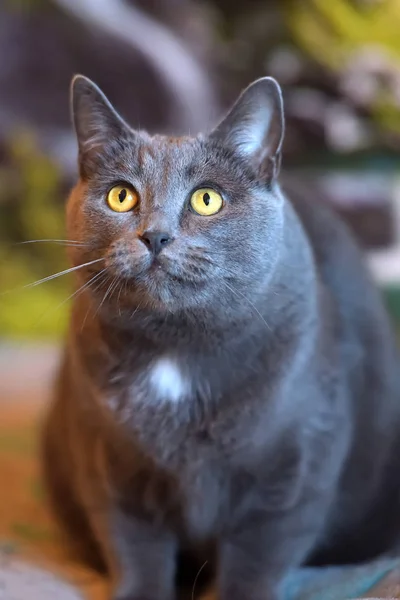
[135,278,192,313]
[127,270,206,315]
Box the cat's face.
[67,76,285,317]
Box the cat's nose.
[138,230,173,256]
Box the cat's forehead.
[100,133,204,183]
[98,130,255,196]
[135,134,200,171]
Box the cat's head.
[67,75,285,319]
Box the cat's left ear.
[210,77,284,180]
[71,75,131,174]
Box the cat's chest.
[138,356,192,404]
[107,355,292,538]
[109,355,211,457]
[110,356,231,537]
[110,353,268,461]
[111,355,195,415]
[108,355,190,414]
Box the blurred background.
[2,1,400,589]
[1,0,400,340]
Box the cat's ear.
[210,77,284,180]
[70,75,131,172]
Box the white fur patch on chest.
[149,357,188,403]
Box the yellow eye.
[107,185,139,213]
[190,188,223,216]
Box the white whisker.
[53,269,107,312]
[105,278,120,310]
[116,281,124,317]
[222,280,271,332]
[110,277,122,303]
[95,276,117,318]
[1,258,105,296]
[130,300,143,320]
[15,239,88,247]
[30,269,107,332]
[80,271,110,332]
[191,561,208,600]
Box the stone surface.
[0,558,82,600]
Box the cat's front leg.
[217,502,326,600]
[93,508,177,600]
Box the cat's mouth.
[148,258,165,273]
[129,256,208,310]
[137,255,201,285]
[143,262,199,288]
[100,249,210,312]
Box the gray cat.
[42,74,400,600]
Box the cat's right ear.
[71,75,131,174]
[209,77,284,181]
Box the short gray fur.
[42,74,400,600]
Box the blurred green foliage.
[285,0,400,134]
[286,0,400,68]
[0,131,69,339]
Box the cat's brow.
[139,142,156,162]
[137,144,148,168]
[165,136,189,146]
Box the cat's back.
[282,176,394,351]
[283,177,400,563]
[282,178,373,303]
[283,174,400,482]
[283,175,400,408]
